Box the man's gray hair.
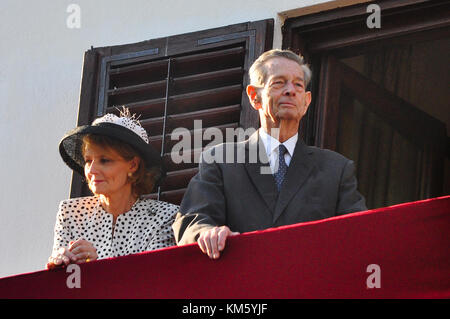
[249,49,312,89]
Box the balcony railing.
[0,196,449,299]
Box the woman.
[47,109,178,269]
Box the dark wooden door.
[283,0,450,209]
[316,56,447,209]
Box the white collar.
[259,128,298,157]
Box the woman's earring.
[128,172,133,178]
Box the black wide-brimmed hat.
[59,112,165,184]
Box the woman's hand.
[46,246,77,269]
[46,239,98,270]
[68,239,98,264]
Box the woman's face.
[83,143,137,198]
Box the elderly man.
[172,49,367,259]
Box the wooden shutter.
[70,19,274,205]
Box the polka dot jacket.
[52,196,179,259]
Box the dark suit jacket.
[172,130,367,245]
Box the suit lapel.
[243,130,278,212]
[272,139,315,223]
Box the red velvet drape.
[1,196,449,298]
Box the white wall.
[1,0,363,278]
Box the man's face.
[250,57,312,128]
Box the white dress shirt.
[259,129,298,174]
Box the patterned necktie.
[274,144,288,191]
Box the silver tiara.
[92,111,149,144]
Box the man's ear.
[305,91,312,108]
[246,85,261,110]
[301,91,312,117]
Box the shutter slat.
[109,59,168,75]
[106,98,166,118]
[139,117,165,136]
[167,104,241,130]
[107,86,242,119]
[163,148,202,171]
[159,167,199,191]
[108,80,167,95]
[173,47,245,77]
[140,104,240,136]
[173,67,244,95]
[169,85,242,114]
[107,80,167,106]
[109,60,168,89]
[174,46,244,63]
[149,123,239,153]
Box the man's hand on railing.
[197,226,239,259]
